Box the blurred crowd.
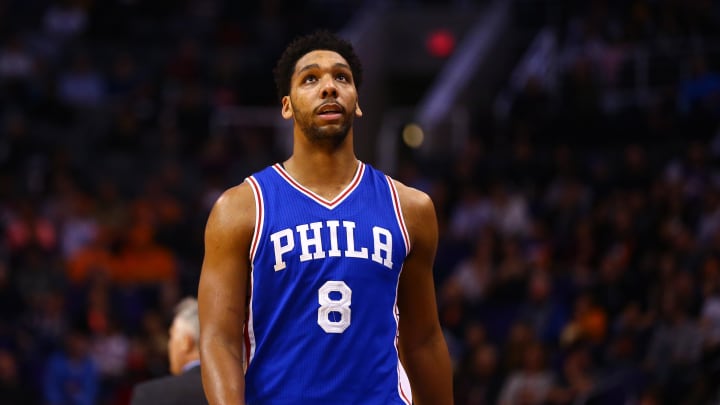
[0,1,358,404]
[1,0,720,404]
[438,1,720,404]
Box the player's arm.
[198,183,255,405]
[395,181,454,405]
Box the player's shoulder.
[211,181,253,211]
[206,181,256,232]
[388,177,434,213]
[215,181,255,209]
[385,177,437,247]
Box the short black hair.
[273,30,363,102]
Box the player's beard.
[294,100,354,146]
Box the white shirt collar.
[182,359,201,373]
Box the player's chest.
[263,218,398,271]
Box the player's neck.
[282,150,360,200]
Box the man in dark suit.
[130,297,209,405]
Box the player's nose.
[320,77,338,98]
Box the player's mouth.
[316,103,344,120]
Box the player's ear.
[182,333,195,353]
[281,96,293,120]
[354,101,363,117]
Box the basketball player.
[197,30,453,404]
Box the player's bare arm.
[198,183,255,405]
[395,180,454,405]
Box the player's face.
[282,50,362,142]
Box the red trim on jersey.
[386,176,411,254]
[243,323,251,369]
[245,269,256,370]
[244,177,261,370]
[399,378,411,405]
[246,176,263,261]
[396,352,412,405]
[394,279,411,405]
[272,162,365,210]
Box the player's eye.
[303,75,317,83]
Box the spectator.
[0,34,37,107]
[58,190,98,260]
[42,0,88,41]
[65,227,114,286]
[113,222,176,285]
[130,297,208,405]
[0,349,39,405]
[560,292,608,348]
[498,341,554,405]
[645,291,703,403]
[43,328,98,405]
[518,271,570,345]
[443,232,496,306]
[57,52,106,108]
[0,260,23,326]
[454,343,504,405]
[545,345,596,405]
[678,54,720,116]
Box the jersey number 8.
[318,281,352,333]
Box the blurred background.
[1,0,720,404]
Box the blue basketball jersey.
[243,161,413,404]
